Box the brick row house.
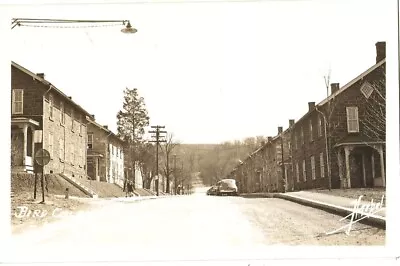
[11,61,130,186]
[11,61,90,178]
[230,42,386,192]
[86,119,125,186]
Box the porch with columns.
[11,117,40,173]
[335,141,385,189]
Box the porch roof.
[87,151,104,158]
[334,134,385,148]
[11,117,40,127]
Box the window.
[294,134,298,150]
[12,89,23,114]
[60,102,65,124]
[87,133,93,149]
[309,119,313,141]
[49,132,54,157]
[296,163,300,182]
[320,152,325,178]
[59,138,64,161]
[71,109,75,131]
[49,94,54,120]
[302,160,306,181]
[71,143,75,165]
[80,124,85,137]
[78,115,83,135]
[361,81,374,99]
[346,107,359,133]
[311,156,316,180]
[301,127,304,144]
[318,116,323,137]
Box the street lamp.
[11,18,137,34]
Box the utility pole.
[149,125,166,196]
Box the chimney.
[375,42,386,63]
[331,83,340,94]
[278,126,283,134]
[68,96,72,100]
[308,102,315,112]
[289,119,295,127]
[103,125,108,129]
[91,114,95,119]
[267,136,273,142]
[36,73,45,79]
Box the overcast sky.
[1,0,396,144]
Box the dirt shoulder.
[11,192,92,234]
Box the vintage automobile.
[206,186,218,196]
[216,179,238,196]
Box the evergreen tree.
[117,88,150,188]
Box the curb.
[239,193,275,198]
[274,193,386,229]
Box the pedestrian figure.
[128,181,133,197]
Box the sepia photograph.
[0,0,399,264]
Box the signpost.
[34,148,50,203]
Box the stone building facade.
[11,62,91,178]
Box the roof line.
[12,61,93,118]
[88,119,124,143]
[292,59,386,128]
[318,59,385,107]
[226,58,385,171]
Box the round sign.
[35,148,51,166]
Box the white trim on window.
[311,156,316,180]
[320,152,325,178]
[12,89,24,114]
[59,138,64,161]
[318,116,323,137]
[309,119,313,141]
[87,133,93,149]
[60,101,65,125]
[49,132,54,158]
[346,106,359,133]
[302,160,306,181]
[301,127,304,144]
[49,94,54,120]
[71,109,75,131]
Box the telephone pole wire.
[149,125,167,196]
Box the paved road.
[7,187,384,263]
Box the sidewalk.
[241,190,386,228]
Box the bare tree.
[161,133,179,193]
[361,70,386,142]
[136,142,156,189]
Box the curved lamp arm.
[11,18,137,34]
